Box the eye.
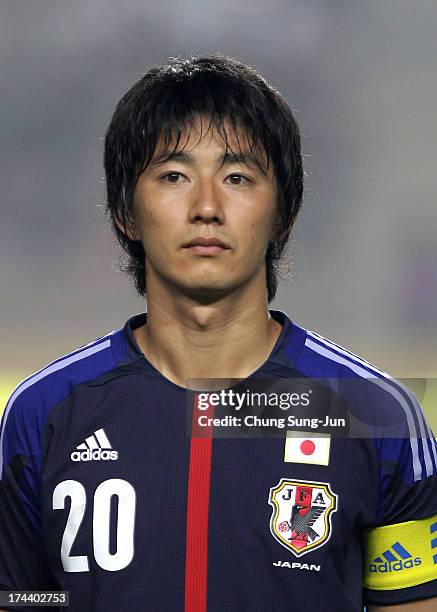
[160,172,185,183]
[226,174,252,185]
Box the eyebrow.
[149,149,258,169]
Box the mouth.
[182,237,231,256]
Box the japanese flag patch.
[284,431,331,466]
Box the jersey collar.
[122,308,307,383]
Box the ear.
[113,209,140,241]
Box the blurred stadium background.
[0,1,436,430]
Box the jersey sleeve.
[362,385,437,606]
[0,384,57,603]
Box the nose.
[188,176,224,225]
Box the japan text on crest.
[268,478,338,557]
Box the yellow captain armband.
[362,513,437,590]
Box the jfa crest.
[268,478,338,557]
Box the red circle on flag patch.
[300,440,315,455]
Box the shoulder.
[294,323,415,407]
[6,326,123,408]
[291,323,437,482]
[0,324,128,470]
[279,311,422,423]
[294,324,389,379]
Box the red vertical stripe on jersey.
[185,394,214,612]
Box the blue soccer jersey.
[0,309,436,611]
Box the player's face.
[128,116,278,300]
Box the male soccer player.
[1,55,436,611]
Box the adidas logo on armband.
[70,428,119,462]
[369,541,422,573]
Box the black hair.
[104,53,304,303]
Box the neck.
[133,273,283,388]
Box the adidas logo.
[70,428,118,462]
[431,520,437,565]
[369,541,421,573]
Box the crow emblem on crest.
[289,503,324,542]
